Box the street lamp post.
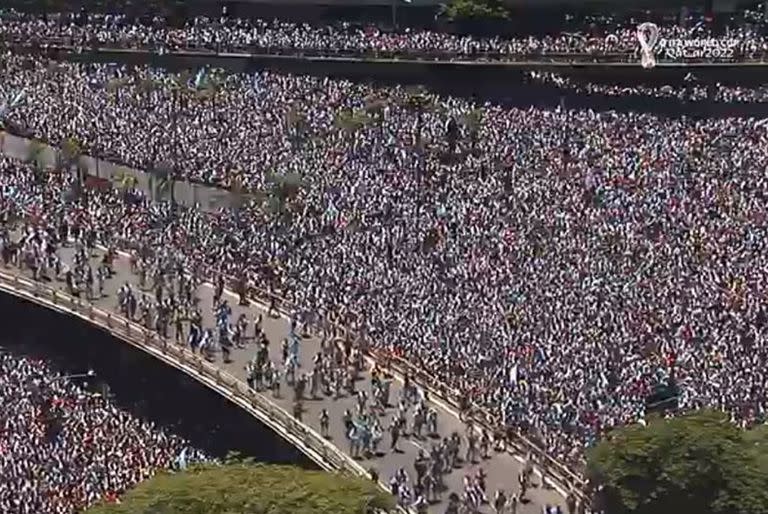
[391,0,413,30]
[53,369,95,382]
[170,86,181,212]
[163,67,206,213]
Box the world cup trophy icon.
[636,22,660,69]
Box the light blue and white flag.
[508,364,518,386]
[193,68,207,90]
[9,89,25,108]
[324,200,339,222]
[175,447,189,470]
[0,88,25,120]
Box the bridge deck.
[1,242,565,514]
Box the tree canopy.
[60,137,82,165]
[587,410,768,514]
[440,0,510,22]
[87,462,395,514]
[26,139,47,169]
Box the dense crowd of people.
[1,8,768,61]
[2,54,768,478]
[0,156,554,514]
[527,71,768,103]
[0,350,205,513]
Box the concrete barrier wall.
[0,131,230,212]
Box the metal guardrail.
[217,274,591,504]
[179,267,591,507]
[0,268,367,478]
[371,349,590,504]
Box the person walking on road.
[319,408,330,438]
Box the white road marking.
[409,439,429,453]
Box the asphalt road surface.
[4,240,565,514]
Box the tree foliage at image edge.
[441,0,510,22]
[587,410,768,514]
[86,462,394,514]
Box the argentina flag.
[251,73,261,95]
[193,68,207,90]
[175,447,189,470]
[0,88,26,121]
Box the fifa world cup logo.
[636,22,660,69]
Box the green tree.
[440,0,509,21]
[403,87,430,149]
[285,104,308,148]
[58,136,86,202]
[26,138,46,167]
[111,166,138,190]
[744,423,768,473]
[110,166,138,204]
[364,96,386,120]
[26,139,47,184]
[150,161,175,206]
[151,69,199,213]
[587,410,768,514]
[136,77,161,108]
[335,109,370,140]
[161,69,203,191]
[170,70,193,102]
[61,136,83,183]
[105,77,130,104]
[60,137,82,167]
[265,171,305,221]
[87,462,395,514]
[364,95,387,134]
[229,171,256,221]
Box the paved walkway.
[2,241,565,514]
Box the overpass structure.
[9,41,768,68]
[0,238,582,513]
